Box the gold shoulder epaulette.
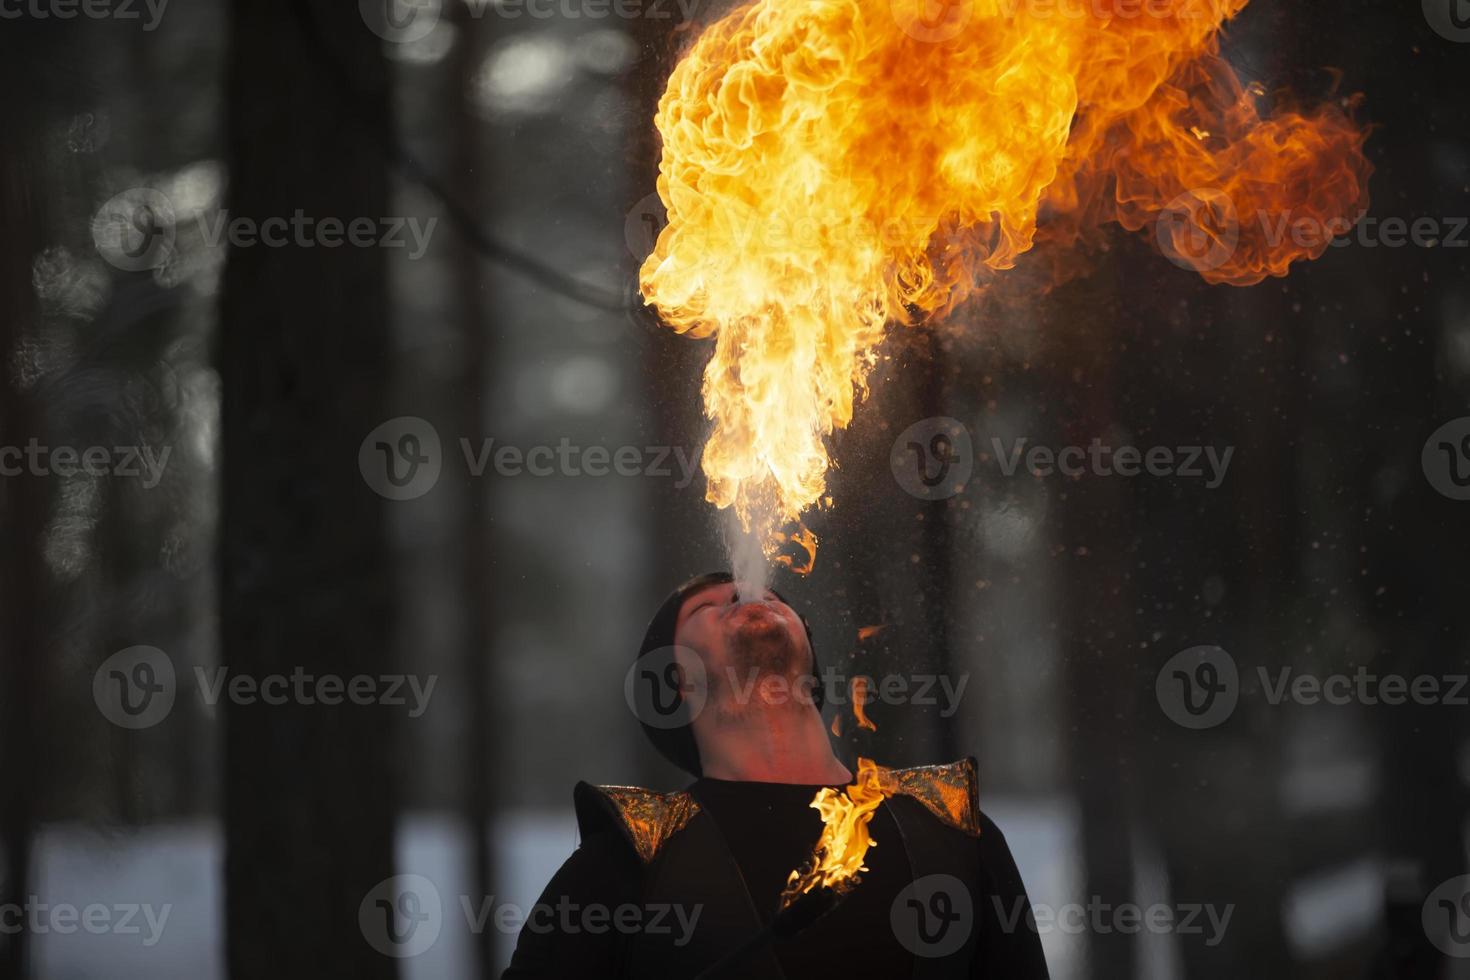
[574,783,701,863]
[875,758,983,836]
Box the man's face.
[672,581,812,692]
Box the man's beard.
[707,612,810,717]
[729,618,802,676]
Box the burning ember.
[780,757,886,909]
[638,0,1371,563]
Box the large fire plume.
[639,0,1371,559]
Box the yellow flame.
[781,757,886,907]
[639,0,1369,553]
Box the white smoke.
[723,507,771,601]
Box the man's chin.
[729,626,801,674]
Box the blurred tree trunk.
[1117,280,1295,979]
[449,6,498,977]
[0,31,50,980]
[628,0,704,786]
[218,3,398,978]
[915,330,959,763]
[1052,274,1138,980]
[1356,142,1468,978]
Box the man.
[503,572,1049,979]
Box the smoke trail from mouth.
[725,506,772,602]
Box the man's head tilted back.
[636,571,825,776]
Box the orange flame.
[639,0,1370,551]
[851,676,877,731]
[781,757,886,908]
[771,522,819,575]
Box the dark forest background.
[0,0,1468,977]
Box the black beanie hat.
[634,571,824,776]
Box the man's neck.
[693,695,852,785]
